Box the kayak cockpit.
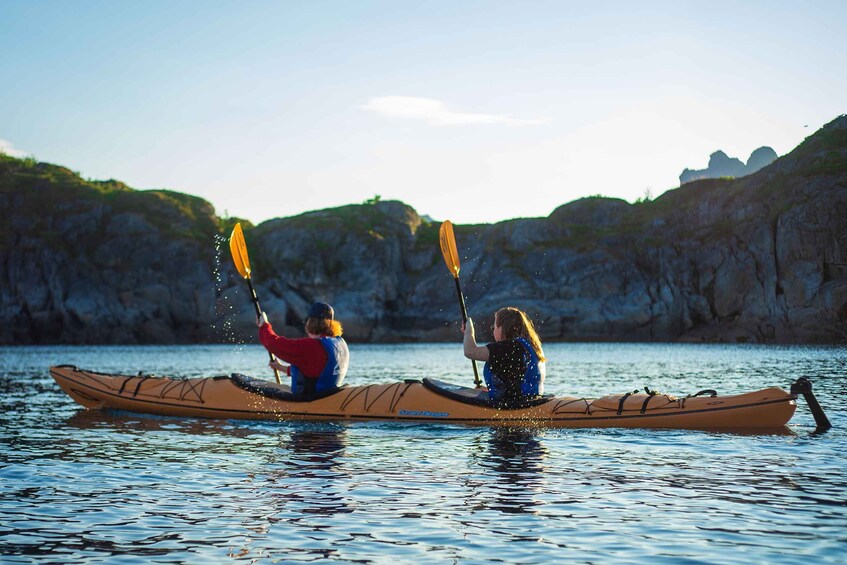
[422,378,554,409]
[229,373,346,402]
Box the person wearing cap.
[256,302,349,397]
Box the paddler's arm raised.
[256,313,292,375]
[257,312,330,377]
[462,317,490,362]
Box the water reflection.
[215,424,355,561]
[283,425,348,474]
[63,409,262,439]
[258,424,353,518]
[473,427,549,515]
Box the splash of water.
[212,233,246,350]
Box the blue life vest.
[290,336,349,396]
[483,337,545,403]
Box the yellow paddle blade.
[229,223,251,279]
[439,220,461,278]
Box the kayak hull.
[49,365,798,430]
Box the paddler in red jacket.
[257,302,349,396]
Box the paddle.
[439,220,482,388]
[229,222,282,384]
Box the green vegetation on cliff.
[0,154,229,246]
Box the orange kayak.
[49,365,801,430]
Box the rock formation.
[2,115,845,344]
[680,146,778,184]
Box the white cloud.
[0,139,29,158]
[360,96,546,127]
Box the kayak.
[49,365,802,430]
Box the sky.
[1,0,845,225]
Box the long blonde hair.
[494,307,545,362]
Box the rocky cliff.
[2,115,846,344]
[0,162,224,343]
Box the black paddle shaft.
[454,277,482,387]
[454,278,469,320]
[246,277,262,317]
[246,277,281,379]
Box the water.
[1,343,845,563]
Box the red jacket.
[258,322,328,378]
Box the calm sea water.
[1,343,845,563]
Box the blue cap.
[308,302,334,320]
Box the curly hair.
[305,317,343,337]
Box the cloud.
[360,96,546,127]
[0,139,29,158]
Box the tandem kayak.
[48,365,823,431]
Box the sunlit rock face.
[0,170,221,344]
[2,115,846,344]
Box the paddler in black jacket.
[461,306,546,407]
